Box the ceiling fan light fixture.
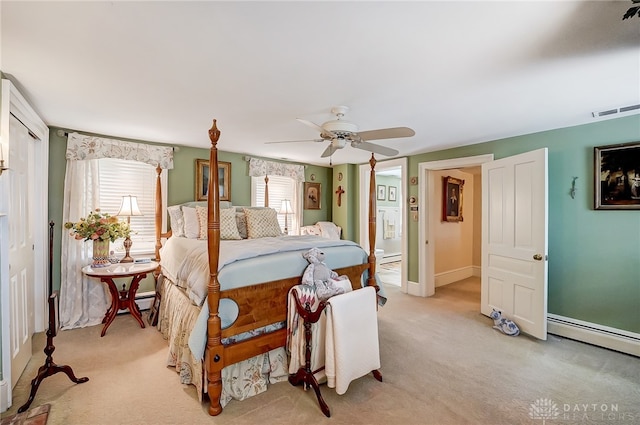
[331,138,347,149]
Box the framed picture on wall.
[594,142,640,210]
[304,182,321,210]
[377,185,386,201]
[442,176,464,222]
[388,186,397,202]
[196,159,231,201]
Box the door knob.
[533,254,543,261]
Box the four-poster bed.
[153,119,381,415]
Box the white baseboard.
[435,266,475,287]
[471,265,481,277]
[0,379,10,413]
[407,280,422,297]
[548,314,640,357]
[380,254,401,264]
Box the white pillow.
[243,208,282,238]
[220,207,242,240]
[167,205,185,237]
[195,206,208,239]
[182,207,200,239]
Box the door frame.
[359,157,408,293]
[1,79,49,411]
[417,154,493,297]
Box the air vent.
[592,104,640,118]
[619,104,640,113]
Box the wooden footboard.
[205,263,372,411]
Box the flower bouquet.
[64,209,129,267]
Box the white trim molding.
[435,266,475,287]
[0,379,8,413]
[548,314,640,357]
[418,154,493,297]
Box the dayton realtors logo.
[529,398,560,424]
[530,398,638,422]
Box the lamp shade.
[279,199,293,215]
[116,195,143,217]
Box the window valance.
[248,158,305,182]
[65,132,174,169]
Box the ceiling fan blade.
[356,127,415,141]
[353,141,399,157]
[320,144,339,158]
[265,139,324,144]
[297,118,336,138]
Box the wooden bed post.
[154,165,162,276]
[368,154,378,291]
[264,175,269,207]
[206,120,224,416]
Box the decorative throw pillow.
[220,207,242,240]
[182,207,200,239]
[195,206,208,239]
[235,212,248,239]
[243,208,282,238]
[167,205,185,237]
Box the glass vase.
[91,239,111,268]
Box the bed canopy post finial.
[368,154,378,291]
[206,119,224,416]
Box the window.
[98,158,166,255]
[251,175,301,234]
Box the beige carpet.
[5,278,639,425]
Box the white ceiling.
[2,1,639,166]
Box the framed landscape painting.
[594,142,640,210]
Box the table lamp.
[279,199,293,235]
[116,195,143,263]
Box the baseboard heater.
[547,314,640,357]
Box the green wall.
[47,128,332,293]
[403,115,640,333]
[43,114,640,335]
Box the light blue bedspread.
[167,238,383,360]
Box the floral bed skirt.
[156,276,288,408]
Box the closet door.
[9,114,36,388]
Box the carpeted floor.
[0,404,49,425]
[4,278,640,425]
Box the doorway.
[359,157,407,292]
[417,155,493,297]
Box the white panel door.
[9,114,35,387]
[481,148,548,340]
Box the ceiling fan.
[267,106,415,159]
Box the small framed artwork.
[442,176,464,222]
[196,159,231,202]
[304,182,321,210]
[377,185,386,201]
[594,142,640,210]
[388,186,397,202]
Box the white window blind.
[98,158,164,255]
[251,175,299,234]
